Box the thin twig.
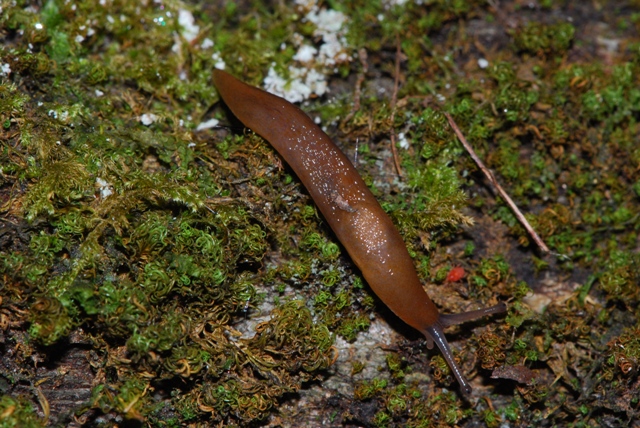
[444,112,551,254]
[343,48,368,126]
[389,35,403,177]
[341,49,368,167]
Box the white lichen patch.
[211,51,226,70]
[95,177,113,199]
[264,66,328,103]
[263,0,352,103]
[139,113,158,126]
[177,8,199,42]
[195,118,219,131]
[397,132,410,149]
[200,37,214,50]
[1,63,11,76]
[293,44,318,63]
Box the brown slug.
[212,69,506,395]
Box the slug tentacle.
[423,322,473,396]
[423,303,507,395]
[438,302,508,327]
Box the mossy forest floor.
[1,0,640,427]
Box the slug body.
[213,69,506,394]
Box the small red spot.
[446,266,465,283]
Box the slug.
[212,69,506,395]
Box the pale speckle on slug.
[351,207,389,259]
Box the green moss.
[513,22,576,56]
[502,400,521,421]
[0,395,45,428]
[337,314,370,342]
[505,301,535,330]
[127,310,189,354]
[183,300,335,423]
[354,378,388,401]
[373,410,391,427]
[433,265,449,283]
[598,251,640,307]
[386,353,406,379]
[482,407,500,428]
[28,297,73,345]
[92,378,151,419]
[23,159,92,221]
[321,266,341,287]
[2,0,640,425]
[396,136,473,239]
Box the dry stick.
[342,49,368,168]
[389,35,403,177]
[444,112,551,254]
[343,48,368,127]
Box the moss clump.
[187,300,335,423]
[604,326,640,382]
[599,251,640,311]
[1,1,344,425]
[513,21,576,56]
[353,371,470,428]
[0,395,45,428]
